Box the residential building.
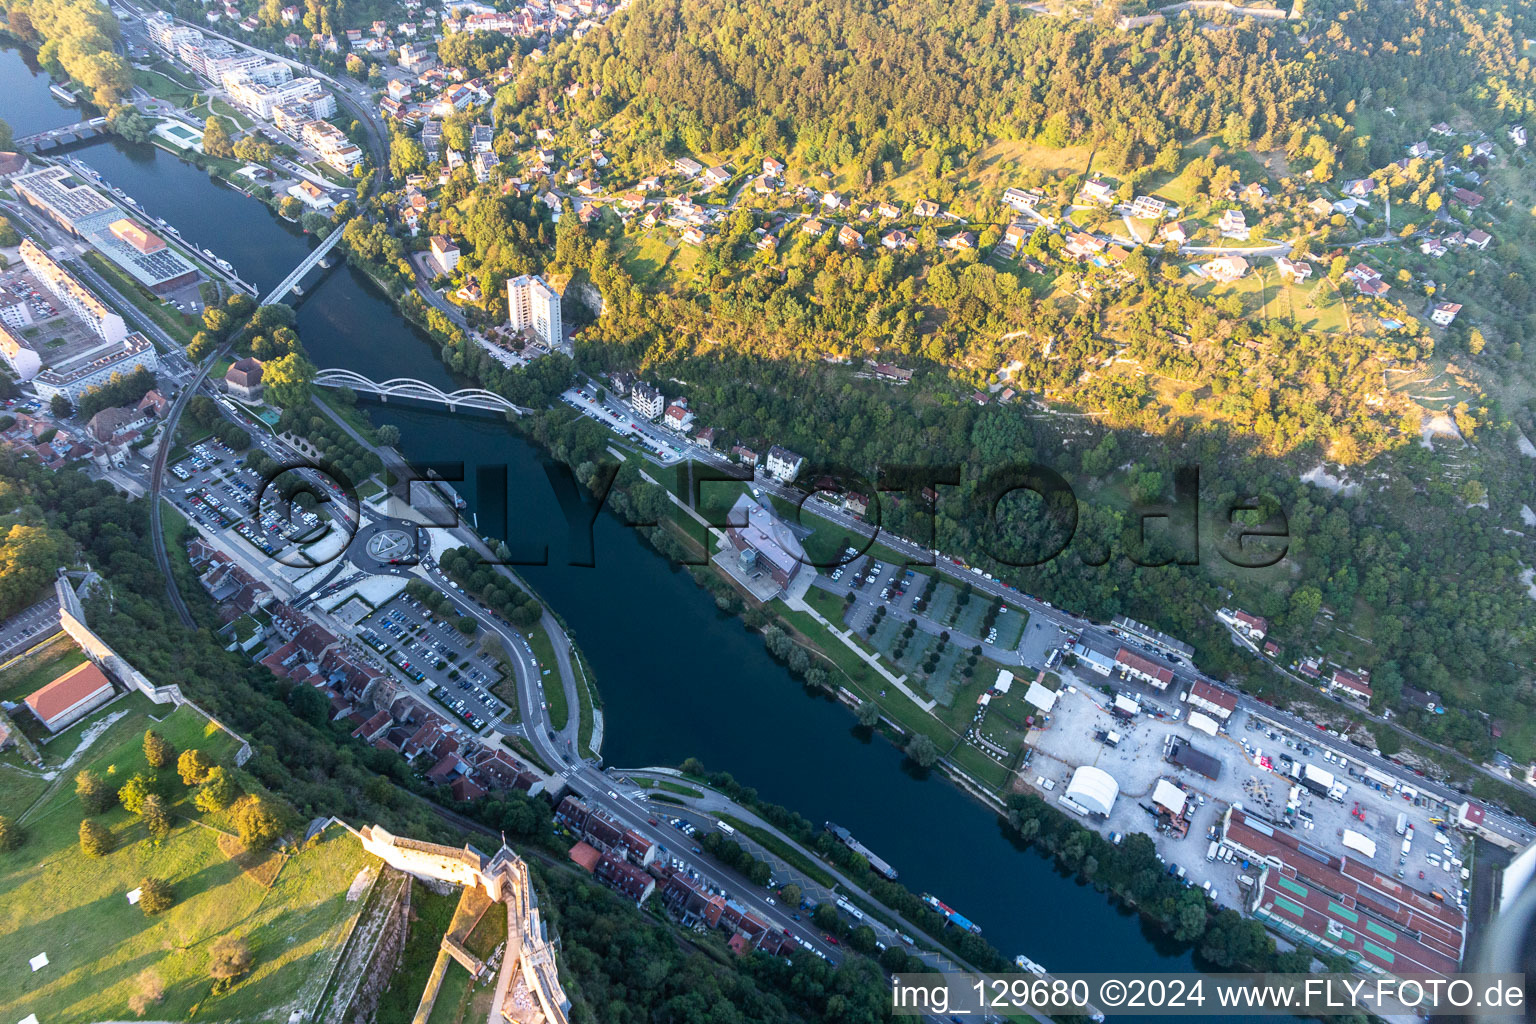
[1465,229,1492,249]
[663,403,695,433]
[1344,177,1377,199]
[1232,610,1268,638]
[1186,680,1236,721]
[1275,257,1312,282]
[673,156,703,178]
[764,444,804,483]
[1002,187,1041,212]
[20,239,127,344]
[881,229,910,251]
[32,333,160,403]
[1158,220,1191,246]
[1329,668,1373,702]
[837,224,863,249]
[1130,195,1167,219]
[1430,302,1462,327]
[1080,177,1115,204]
[1451,187,1484,209]
[430,235,461,274]
[506,274,562,347]
[913,199,939,218]
[762,157,784,177]
[301,119,364,172]
[629,382,665,420]
[1201,254,1248,282]
[1509,125,1527,148]
[0,326,41,381]
[1217,208,1249,240]
[1114,647,1173,689]
[287,181,332,209]
[25,662,115,732]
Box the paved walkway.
[783,589,935,712]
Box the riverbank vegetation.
[1,0,130,106]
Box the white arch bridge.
[313,369,528,415]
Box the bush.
[76,768,116,814]
[0,813,21,852]
[209,935,253,989]
[127,970,165,1015]
[139,876,175,915]
[80,819,114,857]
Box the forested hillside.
[431,0,1536,760]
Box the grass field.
[0,635,82,706]
[524,625,567,729]
[0,699,375,1024]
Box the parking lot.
[170,443,344,561]
[356,593,508,732]
[1016,666,1471,915]
[560,386,684,464]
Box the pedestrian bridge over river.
[313,368,528,415]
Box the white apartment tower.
[506,274,562,348]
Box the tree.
[195,766,237,812]
[780,882,802,907]
[208,935,254,988]
[261,352,317,408]
[233,795,283,850]
[107,106,149,143]
[186,331,217,362]
[0,118,11,152]
[138,876,175,915]
[390,135,427,178]
[232,135,274,164]
[203,116,234,159]
[905,733,939,768]
[455,616,477,635]
[128,969,165,1015]
[80,818,114,858]
[856,700,880,727]
[141,795,173,841]
[0,814,21,852]
[76,768,116,814]
[118,773,155,815]
[50,394,73,418]
[178,748,213,786]
[144,729,175,769]
[376,424,401,445]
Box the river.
[2,45,1283,991]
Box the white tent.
[1113,694,1140,716]
[994,669,1015,694]
[1342,829,1377,859]
[1187,711,1219,737]
[1025,681,1058,713]
[1152,779,1188,817]
[1065,765,1119,816]
[29,952,48,972]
